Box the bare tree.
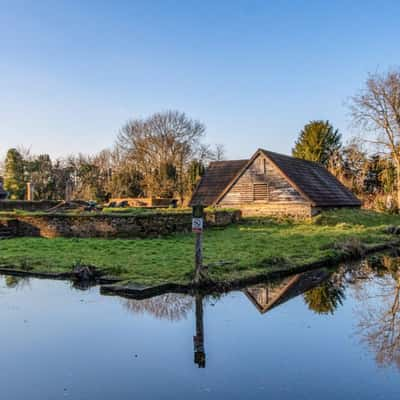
[117,110,206,203]
[328,139,369,195]
[350,69,400,207]
[214,144,226,161]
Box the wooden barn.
[190,149,361,217]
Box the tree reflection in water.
[4,275,31,290]
[354,255,400,369]
[122,293,194,322]
[305,254,400,370]
[303,280,346,314]
[302,259,381,316]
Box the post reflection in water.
[122,292,207,367]
[193,294,205,368]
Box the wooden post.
[193,293,205,368]
[26,182,34,201]
[194,232,203,283]
[192,205,204,284]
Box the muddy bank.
[0,266,119,285]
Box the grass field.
[0,209,399,285]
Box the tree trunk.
[179,158,185,207]
[396,158,400,212]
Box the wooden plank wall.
[219,154,306,205]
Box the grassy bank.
[0,209,399,285]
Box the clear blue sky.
[1,0,399,160]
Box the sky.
[1,0,400,161]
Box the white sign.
[192,217,204,233]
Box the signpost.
[192,205,204,284]
[191,216,203,233]
[192,205,206,366]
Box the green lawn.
[0,209,399,285]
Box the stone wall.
[107,197,174,207]
[12,210,241,239]
[0,200,60,212]
[0,218,19,236]
[235,203,313,218]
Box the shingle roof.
[189,160,248,206]
[260,149,361,207]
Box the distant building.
[190,148,361,217]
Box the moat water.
[0,253,399,399]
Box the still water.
[0,254,399,399]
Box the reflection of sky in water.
[0,256,399,399]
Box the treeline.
[292,68,400,213]
[293,122,396,211]
[2,68,400,211]
[1,111,223,203]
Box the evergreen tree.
[4,148,25,199]
[25,154,54,199]
[188,160,205,191]
[292,120,342,166]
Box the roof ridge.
[259,148,325,167]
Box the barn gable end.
[217,152,307,206]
